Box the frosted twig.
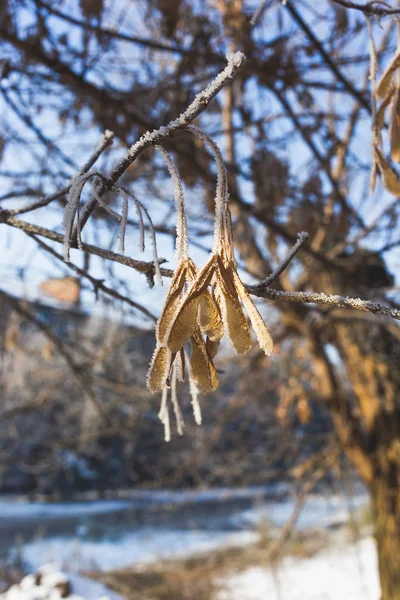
[76,129,114,178]
[331,0,400,17]
[187,125,228,251]
[119,192,129,254]
[30,234,157,321]
[155,144,188,261]
[0,212,174,277]
[9,130,114,217]
[63,173,94,261]
[252,232,309,288]
[92,184,130,254]
[158,386,171,442]
[247,286,400,320]
[73,52,246,240]
[116,188,162,285]
[171,363,184,435]
[188,362,202,425]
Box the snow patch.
[218,537,380,600]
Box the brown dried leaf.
[376,49,400,98]
[146,346,172,394]
[374,147,400,196]
[390,86,400,162]
[376,86,395,133]
[215,258,252,355]
[199,292,224,342]
[370,159,378,194]
[190,328,218,394]
[167,255,217,353]
[157,261,188,344]
[231,269,273,356]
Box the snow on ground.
[218,536,380,600]
[0,564,123,600]
[21,529,260,571]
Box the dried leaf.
[390,86,400,162]
[215,258,252,355]
[376,49,400,98]
[370,159,378,194]
[199,292,224,342]
[190,328,218,394]
[147,346,172,393]
[376,86,395,133]
[167,256,216,353]
[231,270,273,356]
[374,147,400,196]
[157,261,188,344]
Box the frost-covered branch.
[7,130,114,217]
[248,286,400,321]
[73,52,246,240]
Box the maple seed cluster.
[146,141,273,399]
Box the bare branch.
[73,52,246,241]
[7,130,114,217]
[0,211,174,278]
[248,286,400,321]
[30,234,157,321]
[255,232,309,288]
[331,0,400,16]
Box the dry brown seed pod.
[167,256,217,353]
[390,86,400,163]
[376,49,400,99]
[231,269,273,356]
[147,346,173,394]
[190,328,218,394]
[198,291,224,342]
[374,146,400,196]
[376,86,395,134]
[215,258,252,355]
[156,261,188,344]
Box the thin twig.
[0,211,174,278]
[255,232,309,288]
[331,0,400,16]
[30,234,157,321]
[248,286,400,321]
[8,130,114,217]
[72,52,246,241]
[2,209,399,322]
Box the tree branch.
[248,286,400,321]
[7,130,114,216]
[256,232,309,287]
[30,234,157,321]
[331,0,400,16]
[72,52,246,240]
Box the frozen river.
[0,485,368,572]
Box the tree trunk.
[371,467,400,600]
